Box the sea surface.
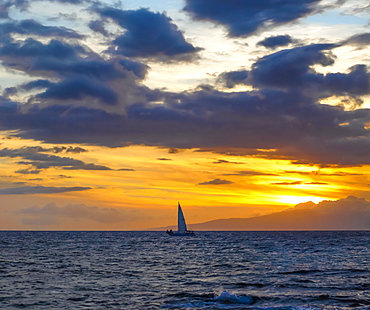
[0,231,369,309]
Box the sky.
[0,0,369,230]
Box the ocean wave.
[214,291,254,304]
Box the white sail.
[177,202,187,233]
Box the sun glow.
[278,195,328,205]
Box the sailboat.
[166,203,195,236]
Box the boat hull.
[166,231,195,236]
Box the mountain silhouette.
[184,196,370,230]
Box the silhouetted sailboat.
[166,203,195,236]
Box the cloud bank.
[0,0,368,170]
[0,186,91,195]
[17,202,141,225]
[183,0,322,37]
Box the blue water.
[0,231,369,309]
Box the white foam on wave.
[214,291,253,304]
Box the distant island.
[154,196,370,231]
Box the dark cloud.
[0,19,83,38]
[224,170,276,176]
[56,175,73,178]
[272,181,303,185]
[250,43,337,89]
[0,38,131,81]
[65,146,87,153]
[1,81,369,167]
[36,77,118,105]
[0,0,29,19]
[96,7,201,60]
[22,79,54,91]
[0,186,91,195]
[119,59,148,79]
[62,163,111,170]
[3,87,18,97]
[168,148,182,154]
[213,159,244,164]
[217,70,249,88]
[0,38,80,59]
[157,158,172,161]
[88,19,109,36]
[257,35,294,49]
[198,178,234,185]
[272,181,328,185]
[54,146,87,154]
[0,147,111,170]
[342,32,370,48]
[324,65,370,96]
[0,22,369,169]
[0,36,148,110]
[15,168,41,174]
[31,56,145,82]
[4,145,87,154]
[250,43,370,98]
[183,0,321,37]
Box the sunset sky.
[0,0,370,230]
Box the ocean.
[0,231,369,309]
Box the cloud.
[17,202,140,225]
[257,35,294,49]
[183,0,322,37]
[168,148,182,154]
[198,178,234,185]
[213,159,244,164]
[342,33,370,48]
[0,38,80,60]
[0,24,369,169]
[250,43,336,89]
[323,65,370,96]
[272,181,328,185]
[272,181,303,185]
[224,170,276,176]
[0,19,84,38]
[0,186,91,195]
[250,43,370,97]
[0,37,141,83]
[36,77,118,105]
[0,0,29,19]
[119,59,148,79]
[217,70,249,88]
[21,80,54,91]
[1,81,369,166]
[15,168,41,174]
[0,147,112,170]
[0,36,148,110]
[96,7,202,60]
[88,19,109,36]
[62,163,112,170]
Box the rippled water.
[0,231,369,309]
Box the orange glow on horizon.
[0,135,369,230]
